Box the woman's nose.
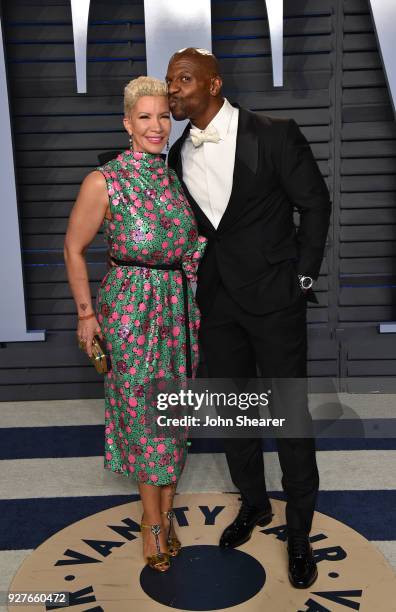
[150,118,162,132]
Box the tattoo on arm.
[79,303,88,311]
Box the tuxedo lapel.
[182,184,216,233]
[172,123,189,180]
[172,123,216,233]
[216,106,259,232]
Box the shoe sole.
[219,512,273,549]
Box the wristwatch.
[298,275,313,290]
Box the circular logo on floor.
[8,493,396,611]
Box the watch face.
[300,276,313,290]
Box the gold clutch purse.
[79,335,111,374]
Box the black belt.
[110,257,192,377]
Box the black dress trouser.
[199,282,319,534]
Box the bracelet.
[78,312,95,321]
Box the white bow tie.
[190,124,221,147]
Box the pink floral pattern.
[95,150,206,485]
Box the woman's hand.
[77,316,103,358]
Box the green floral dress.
[96,150,206,485]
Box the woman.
[64,76,206,572]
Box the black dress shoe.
[219,502,273,548]
[288,530,318,589]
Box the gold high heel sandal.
[140,522,170,572]
[162,510,181,557]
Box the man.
[166,48,331,588]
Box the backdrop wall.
[1,0,396,400]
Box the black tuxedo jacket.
[168,106,331,316]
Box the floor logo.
[9,493,396,611]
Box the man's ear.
[210,76,223,96]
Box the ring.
[78,338,87,349]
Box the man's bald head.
[166,48,223,127]
[169,47,221,79]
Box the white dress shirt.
[181,98,239,229]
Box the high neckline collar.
[121,149,167,166]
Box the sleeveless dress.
[95,150,206,486]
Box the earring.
[166,139,170,152]
[129,133,133,150]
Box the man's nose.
[167,81,178,95]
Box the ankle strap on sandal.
[141,523,161,535]
[161,510,175,520]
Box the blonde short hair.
[124,76,168,116]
